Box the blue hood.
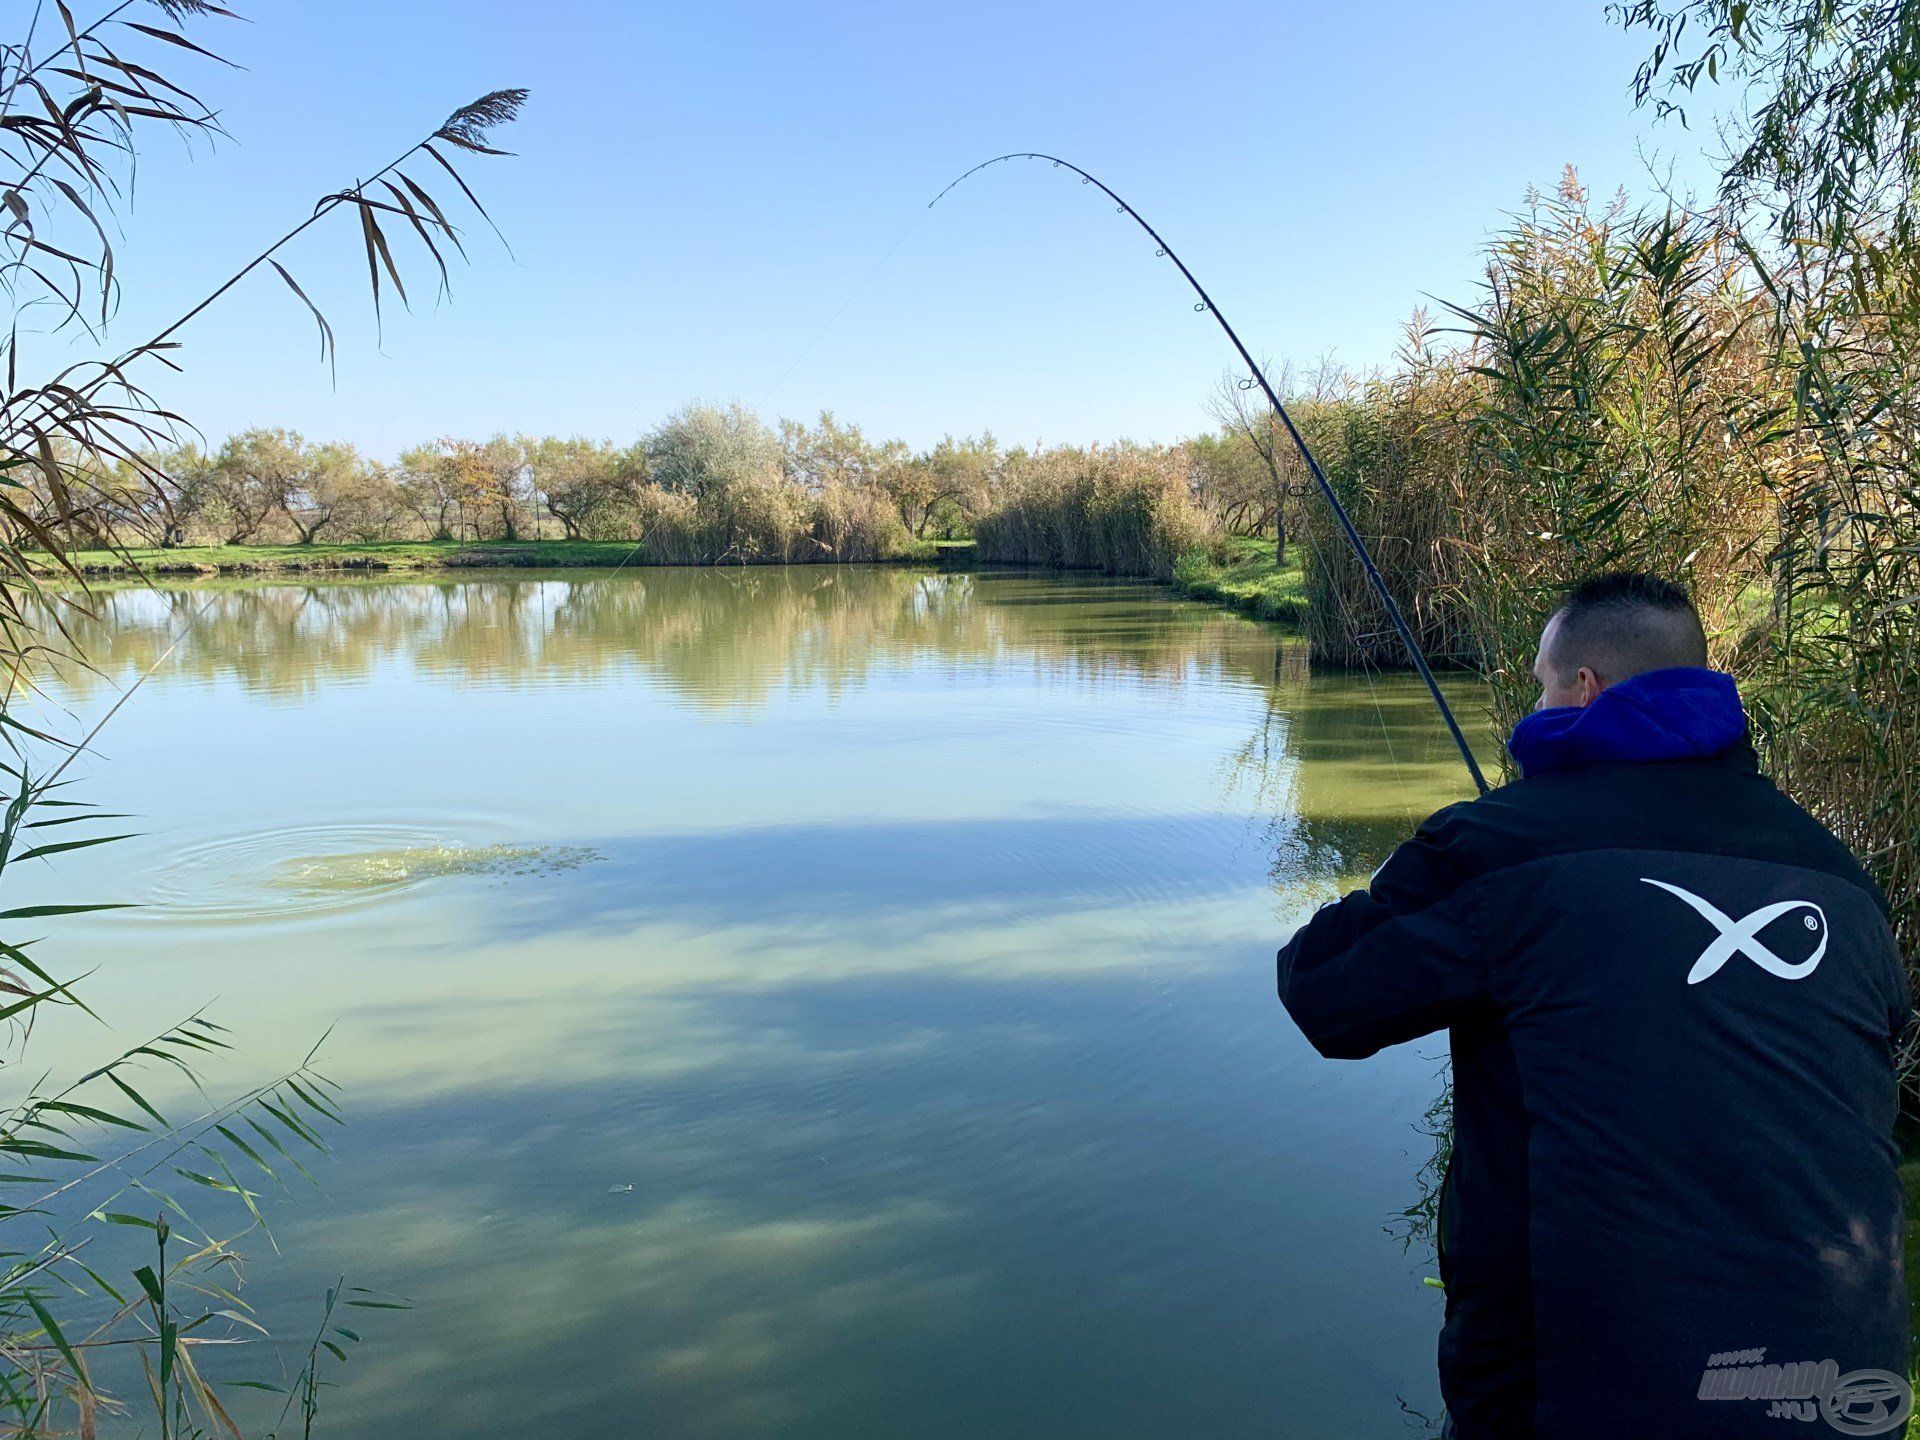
[1508,667,1747,780]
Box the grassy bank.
[1172,536,1309,624]
[30,537,947,578]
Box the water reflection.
[49,568,1292,706]
[33,567,1482,1440]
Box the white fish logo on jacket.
[1640,879,1828,985]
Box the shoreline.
[27,537,959,578]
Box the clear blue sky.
[90,0,1721,460]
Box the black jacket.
[1276,670,1910,1439]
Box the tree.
[779,411,904,494]
[1207,365,1310,565]
[612,441,651,520]
[209,428,303,544]
[884,433,1000,537]
[645,402,783,499]
[279,439,367,544]
[1187,429,1278,547]
[412,435,532,541]
[148,446,220,548]
[206,428,368,545]
[398,443,465,539]
[1617,0,1920,247]
[86,448,210,548]
[529,436,624,539]
[466,435,534,541]
[342,460,409,542]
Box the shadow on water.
[475,813,1258,939]
[32,566,1483,1440]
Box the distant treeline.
[25,406,1286,572]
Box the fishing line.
[581,202,924,582]
[757,207,930,411]
[611,208,947,585]
[1293,495,1416,811]
[40,592,216,791]
[929,153,1490,797]
[1220,394,1415,811]
[1269,425,1411,801]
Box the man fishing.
[1277,573,1910,1440]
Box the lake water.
[27,566,1484,1439]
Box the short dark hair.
[1544,572,1709,683]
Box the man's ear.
[1576,666,1606,706]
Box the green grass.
[29,537,954,577]
[900,536,955,563]
[1170,534,1309,625]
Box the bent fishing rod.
[930,154,1491,797]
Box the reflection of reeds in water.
[41,568,1293,712]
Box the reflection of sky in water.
[24,567,1484,1439]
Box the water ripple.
[137,822,599,925]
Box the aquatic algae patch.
[274,843,601,894]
